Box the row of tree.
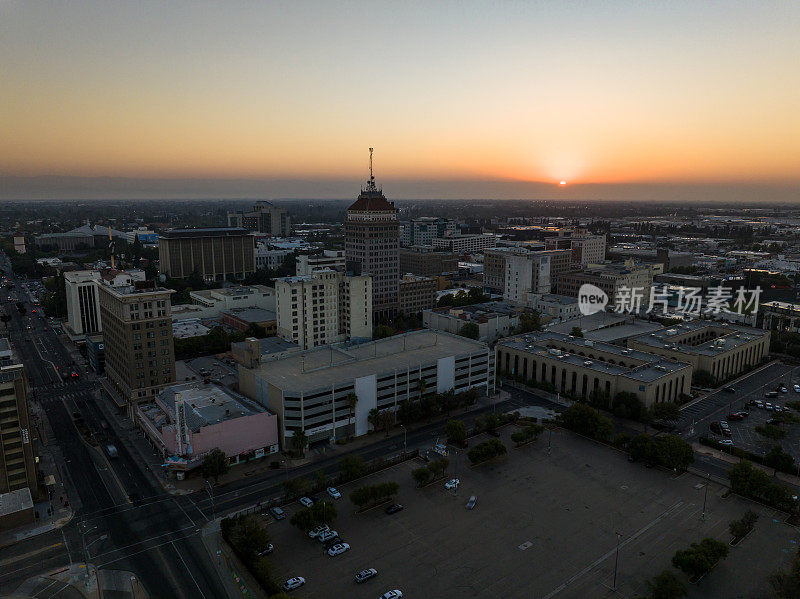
[349,481,399,509]
[627,434,695,471]
[728,460,796,511]
[510,423,544,446]
[467,438,507,465]
[290,501,337,532]
[411,458,450,487]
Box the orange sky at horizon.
[2,2,799,189]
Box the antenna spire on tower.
[369,147,374,182]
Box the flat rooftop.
[192,285,271,299]
[630,320,769,356]
[231,336,299,356]
[255,330,489,393]
[499,331,690,383]
[160,228,250,239]
[224,307,276,322]
[0,487,33,517]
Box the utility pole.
[612,531,622,591]
[701,473,710,520]
[205,480,215,522]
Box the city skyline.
[2,1,799,202]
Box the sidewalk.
[200,519,259,599]
[694,441,800,489]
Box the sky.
[2,1,799,201]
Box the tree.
[756,423,787,440]
[282,477,309,500]
[417,378,427,398]
[343,392,359,438]
[187,269,205,290]
[445,419,467,446]
[653,435,694,471]
[693,369,715,387]
[201,448,229,483]
[644,570,687,599]
[569,326,584,337]
[412,466,432,486]
[0,313,10,329]
[612,392,647,421]
[374,324,396,339]
[517,310,542,333]
[671,538,729,580]
[558,403,614,441]
[765,445,795,473]
[290,429,308,457]
[770,548,800,598]
[230,515,271,562]
[458,322,480,340]
[338,454,365,481]
[650,402,680,422]
[314,469,328,490]
[291,501,337,531]
[629,434,655,462]
[729,509,758,541]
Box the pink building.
[137,381,279,476]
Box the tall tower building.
[0,339,39,501]
[64,270,102,336]
[344,149,399,321]
[98,271,176,415]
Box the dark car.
[269,506,286,521]
[385,504,404,515]
[727,413,743,421]
[322,537,342,551]
[487,430,501,437]
[724,386,736,393]
[355,568,378,584]
[710,421,722,435]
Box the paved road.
[0,257,227,599]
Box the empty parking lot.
[263,428,799,598]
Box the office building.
[296,250,346,276]
[255,244,294,270]
[275,269,372,349]
[64,270,102,336]
[432,233,497,254]
[98,272,176,414]
[527,293,580,322]
[231,336,300,368]
[227,201,291,237]
[158,228,256,281]
[13,236,25,254]
[628,321,770,384]
[399,247,459,277]
[398,274,437,315]
[555,261,657,310]
[0,340,38,501]
[137,381,279,477]
[344,159,399,320]
[126,228,159,246]
[85,334,105,374]
[400,217,457,247]
[182,285,275,320]
[484,248,571,295]
[496,331,692,406]
[761,301,800,332]
[544,228,606,265]
[423,301,525,342]
[239,330,493,446]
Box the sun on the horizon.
[559,180,567,185]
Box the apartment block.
[64,270,102,336]
[275,270,372,349]
[544,228,606,266]
[484,248,571,295]
[98,272,176,414]
[400,217,457,246]
[296,250,346,276]
[555,261,657,309]
[432,233,497,254]
[158,228,256,281]
[0,340,38,501]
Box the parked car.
[385,504,404,515]
[736,410,749,418]
[755,400,765,409]
[466,495,477,510]
[794,384,800,393]
[299,497,314,508]
[380,591,403,599]
[775,406,784,413]
[355,568,378,584]
[766,391,779,398]
[328,542,350,556]
[487,429,501,437]
[718,439,733,446]
[318,530,339,543]
[727,413,743,421]
[269,506,286,521]
[445,478,460,490]
[710,422,722,435]
[326,486,341,499]
[308,524,330,538]
[723,386,736,393]
[282,577,305,591]
[323,536,343,550]
[766,403,774,411]
[257,544,274,556]
[781,387,789,393]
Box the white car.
[308,524,330,538]
[327,542,350,556]
[299,496,314,508]
[781,387,789,393]
[445,478,460,490]
[766,403,774,411]
[282,577,305,591]
[326,486,341,499]
[718,439,733,446]
[794,384,800,393]
[318,530,339,543]
[380,591,403,599]
[775,406,784,413]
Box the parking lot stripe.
[541,500,684,599]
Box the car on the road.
[781,387,789,393]
[466,495,477,510]
[766,391,779,398]
[269,506,286,521]
[718,439,733,446]
[327,542,350,556]
[355,568,378,584]
[308,524,330,538]
[326,486,341,499]
[105,444,118,458]
[318,530,338,543]
[257,543,274,556]
[282,577,305,591]
[380,591,403,599]
[385,504,403,515]
[727,413,743,421]
[794,384,800,393]
[299,496,314,508]
[445,478,460,490]
[487,429,501,437]
[723,386,736,393]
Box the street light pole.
[612,532,622,591]
[205,480,215,522]
[400,424,407,453]
[701,474,709,521]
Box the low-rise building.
[483,248,571,295]
[400,217,458,246]
[526,293,580,322]
[185,285,275,320]
[398,274,437,315]
[544,228,606,265]
[547,312,663,344]
[172,319,212,339]
[296,250,346,276]
[555,261,657,310]
[628,321,770,384]
[227,201,291,237]
[230,336,301,368]
[137,381,279,478]
[423,301,524,341]
[239,330,494,446]
[399,247,459,276]
[760,301,800,332]
[432,233,498,254]
[221,308,277,335]
[496,331,692,406]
